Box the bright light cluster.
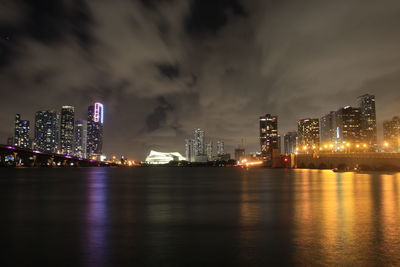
[145,150,186,164]
[94,102,104,124]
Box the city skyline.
[2,1,400,159]
[5,92,400,159]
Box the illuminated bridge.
[0,144,110,167]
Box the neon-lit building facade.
[145,150,186,164]
[87,103,104,158]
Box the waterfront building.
[320,111,336,145]
[34,110,60,153]
[383,116,400,152]
[283,131,297,154]
[358,94,378,151]
[60,106,75,154]
[194,128,205,157]
[87,103,104,159]
[74,120,87,158]
[259,114,279,160]
[297,118,320,150]
[335,106,362,147]
[14,114,30,149]
[145,150,186,164]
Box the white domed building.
[145,150,186,165]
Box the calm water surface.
[1,167,400,266]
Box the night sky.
[1,0,400,159]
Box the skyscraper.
[206,142,213,161]
[358,94,377,151]
[194,128,205,156]
[75,120,87,158]
[297,118,320,150]
[60,106,75,155]
[34,110,60,153]
[335,106,362,145]
[283,131,297,154]
[320,111,336,145]
[383,116,400,152]
[216,141,225,155]
[259,114,279,160]
[87,103,104,159]
[14,114,30,149]
[185,139,195,162]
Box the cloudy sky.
[1,0,400,159]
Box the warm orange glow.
[244,161,263,167]
[384,142,389,147]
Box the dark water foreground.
[1,168,400,266]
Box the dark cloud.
[146,96,174,132]
[1,0,400,158]
[185,0,245,36]
[157,63,180,80]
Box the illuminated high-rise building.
[358,94,377,151]
[259,114,279,160]
[297,118,320,149]
[335,106,362,145]
[74,120,87,158]
[194,128,205,156]
[206,142,213,161]
[60,106,75,155]
[283,131,297,154]
[383,116,400,152]
[34,110,60,153]
[87,103,104,159]
[185,139,195,162]
[320,111,336,145]
[14,114,30,149]
[216,141,225,155]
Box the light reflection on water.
[84,168,109,267]
[2,168,400,266]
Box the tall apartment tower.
[34,110,60,153]
[75,120,87,158]
[383,116,400,152]
[216,141,225,155]
[297,118,320,149]
[206,142,213,161]
[60,106,75,155]
[194,129,205,156]
[320,111,336,145]
[335,106,362,145]
[259,114,279,160]
[358,94,377,151]
[14,114,30,149]
[185,139,195,162]
[87,103,104,159]
[283,131,297,154]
